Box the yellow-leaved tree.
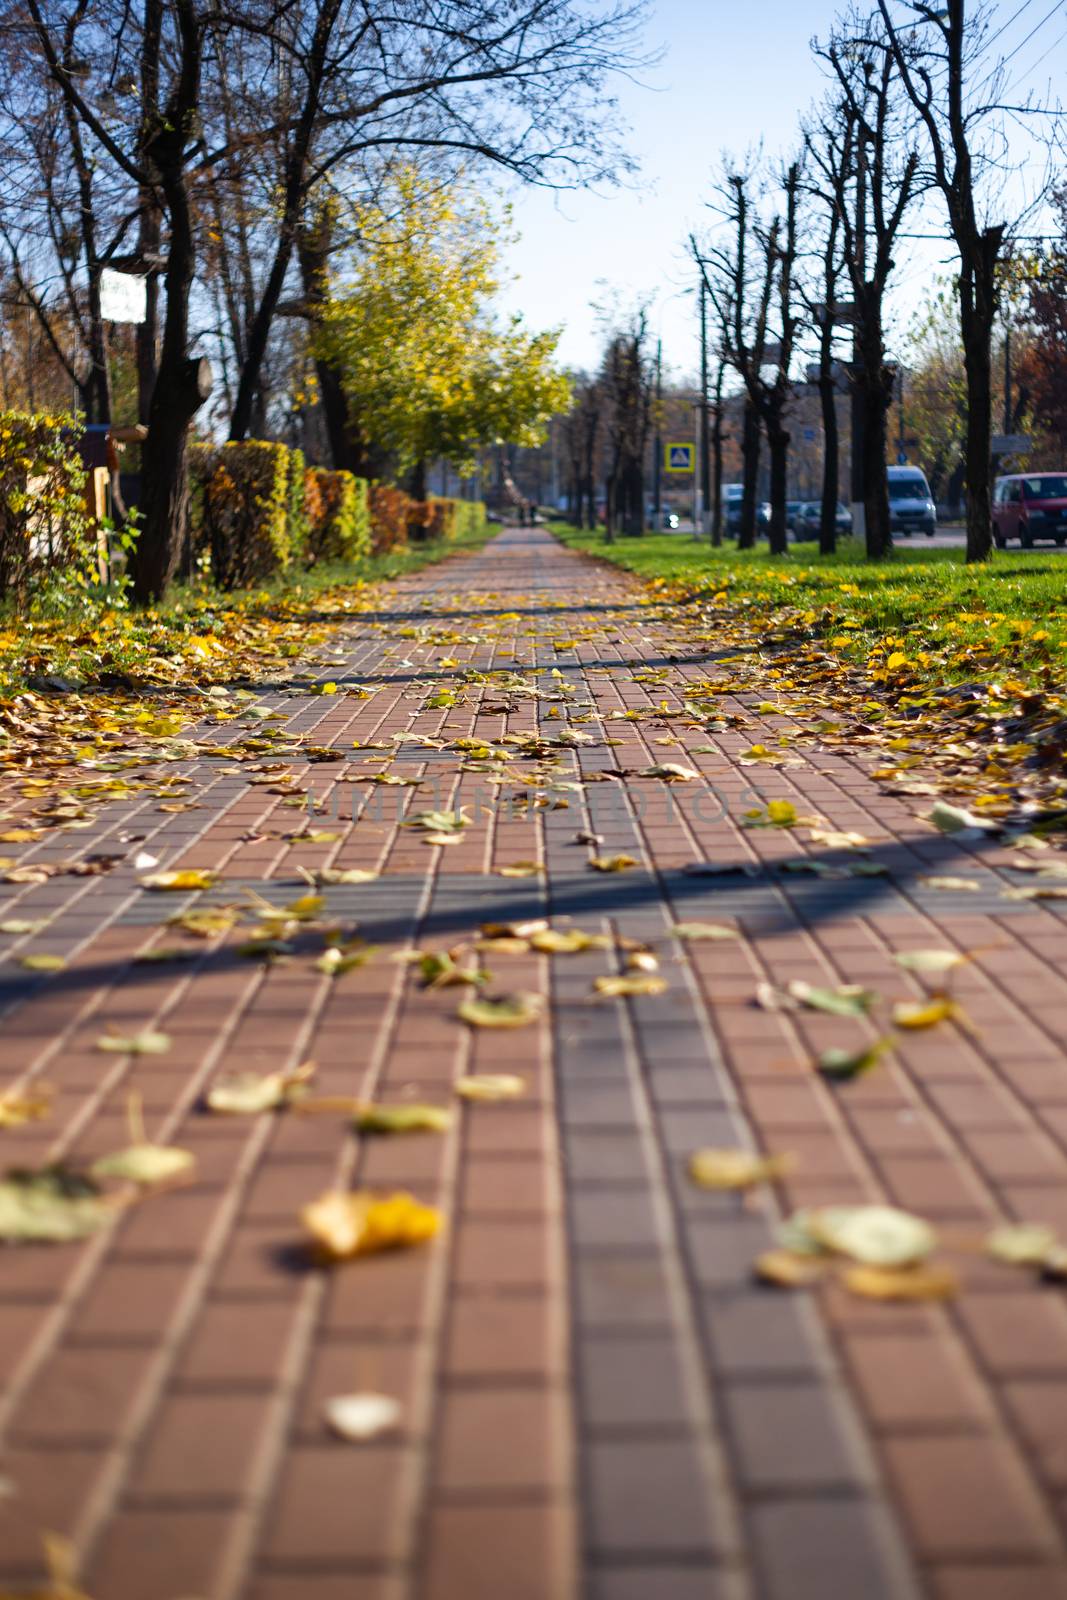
[313,168,570,495]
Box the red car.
[992,472,1067,548]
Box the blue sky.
[499,0,1067,382]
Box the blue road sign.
[665,443,695,473]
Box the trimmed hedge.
[306,468,371,565]
[189,440,294,591]
[185,441,480,583]
[0,409,95,606]
[427,497,488,541]
[369,483,415,553]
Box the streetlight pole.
[1003,319,1012,434]
[652,338,662,530]
[850,123,867,544]
[699,277,711,540]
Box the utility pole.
[1003,320,1012,434]
[652,338,662,530]
[850,124,867,543]
[699,277,711,540]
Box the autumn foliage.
[0,410,97,607]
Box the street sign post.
[665,443,695,473]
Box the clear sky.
[499,0,1067,385]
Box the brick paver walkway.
[3,526,1067,1600]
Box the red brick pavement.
[1,526,1067,1597]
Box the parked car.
[992,473,1067,548]
[793,501,852,539]
[661,508,680,530]
[887,465,936,536]
[786,500,807,532]
[722,483,743,535]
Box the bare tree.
[876,0,1023,561]
[694,159,800,555]
[598,307,654,541]
[798,143,849,554]
[808,15,920,559]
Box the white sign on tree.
[100,269,147,324]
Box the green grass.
[549,522,1067,688]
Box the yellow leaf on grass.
[302,1189,441,1261]
[688,1148,793,1191]
[454,1074,526,1101]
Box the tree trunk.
[738,400,760,550]
[711,363,724,546]
[855,291,892,561]
[818,370,839,555]
[766,408,789,556]
[960,254,997,562]
[131,166,209,599]
[136,354,210,599]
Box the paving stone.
[4,527,1067,1596]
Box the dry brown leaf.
[458,992,543,1028]
[842,1263,958,1301]
[453,1074,526,1101]
[754,1249,827,1288]
[593,973,668,998]
[688,1148,793,1191]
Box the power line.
[989,0,1065,76]
[984,0,1043,53]
[999,19,1067,95]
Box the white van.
[887,465,936,537]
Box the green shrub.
[428,497,488,540]
[286,446,309,567]
[369,483,413,552]
[189,440,293,590]
[306,468,371,565]
[0,410,98,609]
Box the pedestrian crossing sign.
[665,443,695,473]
